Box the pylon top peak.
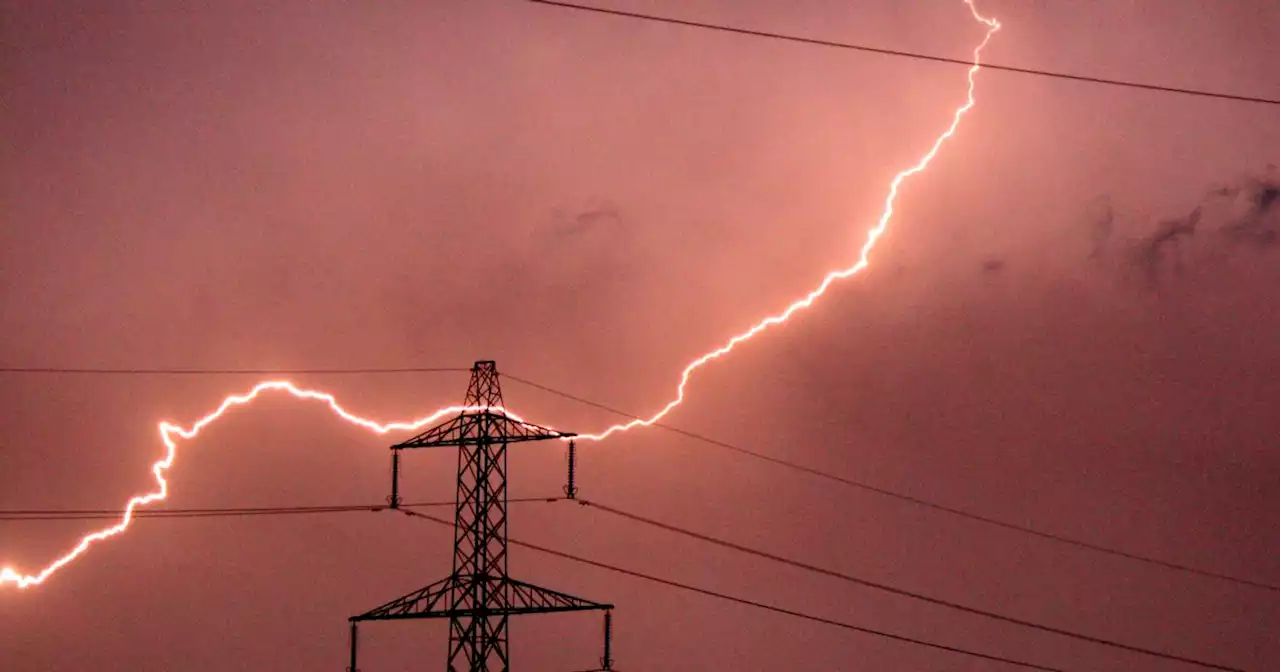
[391,359,573,450]
[464,360,503,409]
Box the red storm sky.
[1,1,1277,670]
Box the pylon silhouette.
[348,361,613,671]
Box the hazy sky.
[1,1,1277,670]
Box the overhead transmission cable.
[394,507,1064,672]
[1,490,1247,670]
[525,0,1280,107]
[0,498,560,522]
[4,364,1273,593]
[574,498,1249,672]
[504,373,1280,594]
[0,366,468,376]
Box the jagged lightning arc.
[0,383,540,589]
[578,0,1000,441]
[1,1,999,589]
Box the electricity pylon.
[348,361,614,671]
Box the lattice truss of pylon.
[347,361,614,672]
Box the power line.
[505,374,1280,593]
[0,498,560,522]
[576,498,1249,672]
[0,503,427,519]
[5,366,1273,592]
[0,366,468,376]
[395,507,1064,672]
[526,0,1280,107]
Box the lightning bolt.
[578,0,1000,442]
[0,382,540,589]
[1,1,999,589]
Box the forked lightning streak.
[2,1,1000,589]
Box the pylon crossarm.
[394,412,575,449]
[505,577,614,614]
[351,575,458,621]
[351,574,610,621]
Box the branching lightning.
[1,1,999,589]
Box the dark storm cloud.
[1219,169,1279,248]
[1088,169,1279,288]
[548,202,623,241]
[1089,196,1115,260]
[1131,204,1201,286]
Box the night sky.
[2,1,1277,670]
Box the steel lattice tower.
[348,361,613,671]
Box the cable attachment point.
[600,609,613,670]
[388,448,403,509]
[564,439,579,500]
